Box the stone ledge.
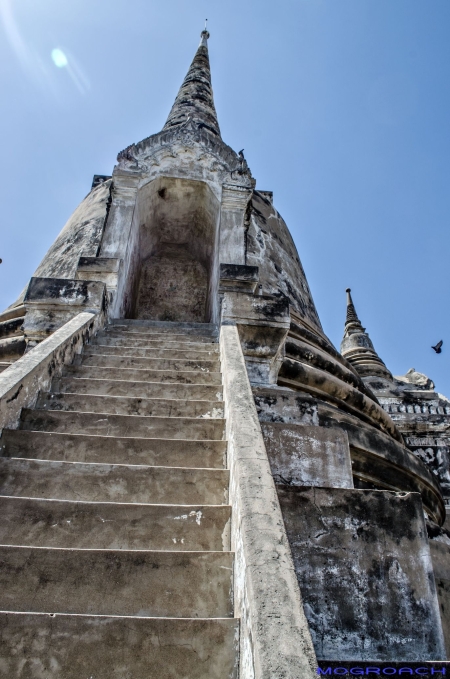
[0,311,101,433]
[220,323,317,679]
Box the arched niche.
[127,177,220,323]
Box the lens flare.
[1,0,90,97]
[51,48,68,68]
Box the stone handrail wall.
[220,323,317,679]
[0,311,103,433]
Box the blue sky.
[1,0,449,395]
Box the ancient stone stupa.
[0,29,449,678]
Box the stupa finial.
[162,25,220,137]
[341,288,393,380]
[345,288,362,327]
[200,19,210,45]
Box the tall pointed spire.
[340,288,393,380]
[345,288,361,325]
[162,28,221,138]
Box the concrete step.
[52,376,223,401]
[38,392,224,419]
[0,459,229,504]
[19,409,225,439]
[86,343,219,359]
[80,352,220,372]
[0,319,236,674]
[100,329,218,343]
[0,546,234,617]
[91,336,218,350]
[1,430,227,468]
[0,496,231,551]
[64,364,223,385]
[0,613,239,679]
[110,318,218,333]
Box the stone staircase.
[0,319,238,678]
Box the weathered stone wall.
[252,382,447,660]
[135,249,208,322]
[406,437,450,499]
[254,386,445,524]
[22,277,106,346]
[277,486,446,661]
[130,177,220,322]
[365,374,450,502]
[246,191,322,333]
[430,540,450,657]
[261,422,353,489]
[4,181,112,314]
[99,172,224,323]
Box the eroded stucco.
[246,191,322,333]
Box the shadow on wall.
[126,177,220,323]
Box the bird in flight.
[432,340,443,354]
